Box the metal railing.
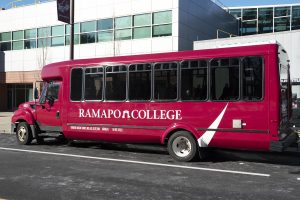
[217,29,238,39]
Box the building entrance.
[7,84,33,111]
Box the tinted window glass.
[134,14,151,26]
[181,60,207,101]
[115,16,132,29]
[71,68,83,101]
[25,29,37,39]
[242,57,263,101]
[85,68,103,100]
[154,63,178,100]
[47,83,60,100]
[98,18,113,30]
[129,64,151,101]
[153,25,172,37]
[0,32,11,41]
[153,11,172,24]
[211,58,240,101]
[105,66,127,101]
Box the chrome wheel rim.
[17,126,27,142]
[172,136,192,158]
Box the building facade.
[195,3,300,97]
[0,0,237,111]
[227,4,300,36]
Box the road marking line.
[297,178,300,180]
[0,147,270,177]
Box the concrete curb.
[0,112,13,134]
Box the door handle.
[56,111,60,119]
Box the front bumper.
[11,123,16,135]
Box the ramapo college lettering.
[79,109,182,120]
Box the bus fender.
[160,123,199,145]
[11,109,36,126]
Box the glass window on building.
[258,7,273,33]
[98,31,113,42]
[153,11,172,24]
[274,17,290,32]
[115,29,132,40]
[80,32,96,44]
[24,29,37,39]
[242,20,257,35]
[242,8,257,20]
[0,42,11,51]
[51,25,64,37]
[12,41,23,50]
[38,38,51,48]
[13,30,23,40]
[115,16,132,29]
[98,18,113,30]
[292,6,300,30]
[81,21,96,33]
[38,27,51,38]
[133,27,151,39]
[153,24,172,37]
[66,34,80,45]
[51,36,64,46]
[229,9,242,18]
[275,6,291,17]
[0,32,11,41]
[24,39,36,49]
[134,13,151,26]
[66,23,80,34]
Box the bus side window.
[105,65,127,101]
[154,62,178,101]
[128,64,151,101]
[181,60,207,101]
[84,67,103,101]
[242,57,263,101]
[210,58,240,101]
[70,68,83,101]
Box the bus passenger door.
[36,81,62,132]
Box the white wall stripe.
[0,147,270,177]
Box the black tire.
[167,131,198,162]
[16,122,33,145]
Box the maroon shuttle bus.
[11,43,299,161]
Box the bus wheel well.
[164,129,197,145]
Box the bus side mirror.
[34,88,39,100]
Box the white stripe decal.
[198,104,228,147]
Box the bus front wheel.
[167,131,198,162]
[16,122,33,145]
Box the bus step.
[270,132,299,152]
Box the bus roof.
[41,43,278,81]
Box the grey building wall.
[178,0,238,51]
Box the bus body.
[11,43,299,161]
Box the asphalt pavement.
[2,111,300,199]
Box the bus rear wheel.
[16,122,33,145]
[167,131,198,162]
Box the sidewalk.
[0,112,13,134]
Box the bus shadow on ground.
[207,149,300,167]
[40,138,169,156]
[39,137,300,167]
